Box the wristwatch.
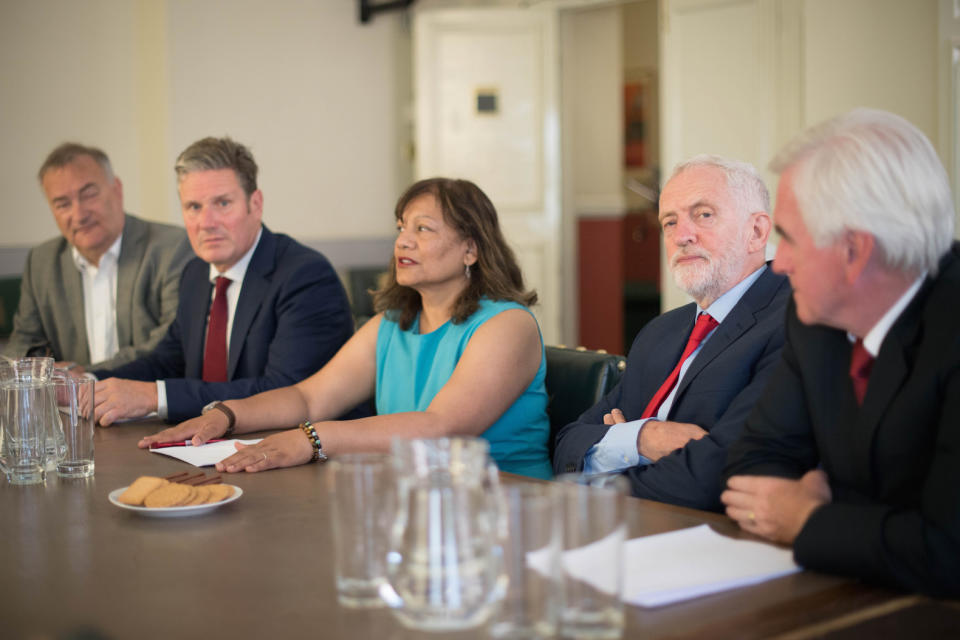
[202,401,236,437]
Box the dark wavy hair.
[373,178,537,330]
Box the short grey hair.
[770,108,955,275]
[175,137,259,198]
[670,154,770,218]
[38,142,115,183]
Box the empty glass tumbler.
[53,372,95,478]
[327,453,392,607]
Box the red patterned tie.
[849,339,874,405]
[202,276,231,382]
[641,313,719,419]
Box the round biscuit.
[144,483,194,508]
[117,477,168,506]
[184,486,211,505]
[204,484,234,503]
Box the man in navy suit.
[92,137,355,424]
[723,109,960,596]
[553,155,790,511]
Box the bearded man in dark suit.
[554,155,790,511]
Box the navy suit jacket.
[95,226,355,422]
[725,246,960,597]
[554,266,790,511]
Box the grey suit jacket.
[3,214,194,369]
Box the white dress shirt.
[584,265,767,474]
[72,234,122,365]
[851,272,926,357]
[156,228,263,418]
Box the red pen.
[149,439,227,449]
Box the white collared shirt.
[850,272,926,357]
[584,265,768,474]
[156,228,263,418]
[72,234,122,365]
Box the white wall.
[166,0,405,241]
[562,6,624,216]
[658,0,944,313]
[0,0,408,255]
[1,1,145,244]
[804,0,939,147]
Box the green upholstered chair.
[0,276,22,339]
[348,267,387,329]
[545,345,626,458]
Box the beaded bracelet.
[299,421,327,463]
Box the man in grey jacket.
[3,143,193,370]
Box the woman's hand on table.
[137,412,229,449]
[216,428,314,473]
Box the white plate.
[108,484,242,518]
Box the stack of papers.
[529,524,799,608]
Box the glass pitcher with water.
[379,437,506,631]
[0,357,66,483]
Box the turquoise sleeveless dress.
[375,298,552,479]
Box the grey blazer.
[3,214,194,369]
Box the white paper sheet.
[529,524,800,608]
[149,439,263,467]
[622,524,800,607]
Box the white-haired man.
[554,155,790,510]
[723,108,960,596]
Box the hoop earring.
[465,264,471,279]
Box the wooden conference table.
[0,420,935,640]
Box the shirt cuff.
[583,419,654,474]
[156,380,168,420]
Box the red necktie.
[641,313,719,419]
[849,339,874,405]
[202,276,231,382]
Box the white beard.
[671,231,748,304]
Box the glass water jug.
[379,437,506,631]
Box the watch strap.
[208,402,236,437]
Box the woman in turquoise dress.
[140,178,552,479]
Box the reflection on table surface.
[0,420,916,640]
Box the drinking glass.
[327,453,392,607]
[555,474,629,639]
[54,372,95,478]
[489,482,560,639]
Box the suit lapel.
[807,333,864,483]
[60,248,89,361]
[852,295,923,482]
[228,228,275,378]
[636,311,695,407]
[114,215,144,348]
[184,270,213,378]
[674,268,778,399]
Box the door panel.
[415,8,561,343]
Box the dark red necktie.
[641,313,719,419]
[202,276,231,382]
[849,339,874,405]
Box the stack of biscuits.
[118,472,234,507]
